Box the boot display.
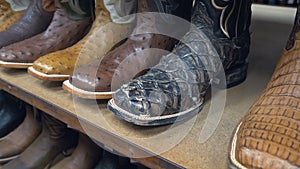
[2,113,78,169]
[0,0,26,32]
[0,90,26,138]
[0,0,92,69]
[0,0,55,48]
[63,0,193,99]
[229,5,300,169]
[0,105,42,164]
[49,134,102,169]
[27,0,134,81]
[107,0,252,126]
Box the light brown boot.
[0,0,26,32]
[49,134,102,169]
[0,105,42,164]
[2,113,78,169]
[229,4,300,169]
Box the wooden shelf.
[0,4,296,169]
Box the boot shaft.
[286,4,300,50]
[196,0,252,39]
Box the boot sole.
[228,122,247,169]
[62,80,114,99]
[0,60,32,69]
[27,67,69,81]
[107,98,204,126]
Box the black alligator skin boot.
[108,0,252,126]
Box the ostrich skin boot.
[0,0,26,32]
[0,0,55,48]
[0,0,92,69]
[28,0,133,81]
[108,0,252,126]
[49,134,102,169]
[229,6,300,169]
[2,113,78,169]
[65,0,193,99]
[0,90,26,138]
[0,106,42,164]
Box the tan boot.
[229,5,300,169]
[0,105,42,164]
[0,0,25,32]
[2,113,78,169]
[49,134,102,169]
[28,0,134,81]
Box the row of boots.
[0,0,299,168]
[0,101,146,169]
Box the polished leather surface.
[0,0,25,32]
[50,134,102,169]
[2,113,78,169]
[108,0,252,125]
[0,0,54,48]
[231,6,300,168]
[0,91,26,138]
[0,4,92,64]
[70,0,193,92]
[32,0,132,76]
[0,106,42,163]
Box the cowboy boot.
[229,5,300,169]
[0,0,55,48]
[64,0,193,99]
[0,91,26,138]
[27,0,134,81]
[0,105,42,164]
[0,0,27,32]
[2,113,78,169]
[108,0,252,126]
[0,0,92,69]
[49,133,102,169]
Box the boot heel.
[212,63,248,89]
[225,63,248,88]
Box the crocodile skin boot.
[65,0,193,99]
[2,113,78,169]
[0,0,26,32]
[0,105,42,164]
[229,5,300,169]
[0,0,92,69]
[0,91,26,138]
[0,0,55,48]
[27,0,133,81]
[49,134,102,169]
[108,0,252,126]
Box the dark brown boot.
[2,113,78,169]
[0,0,92,69]
[50,134,102,169]
[0,0,55,48]
[0,105,42,164]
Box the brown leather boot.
[0,0,55,48]
[0,0,92,69]
[0,105,42,164]
[27,0,133,81]
[0,0,26,32]
[49,134,102,169]
[65,0,193,99]
[229,5,300,169]
[2,113,78,169]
